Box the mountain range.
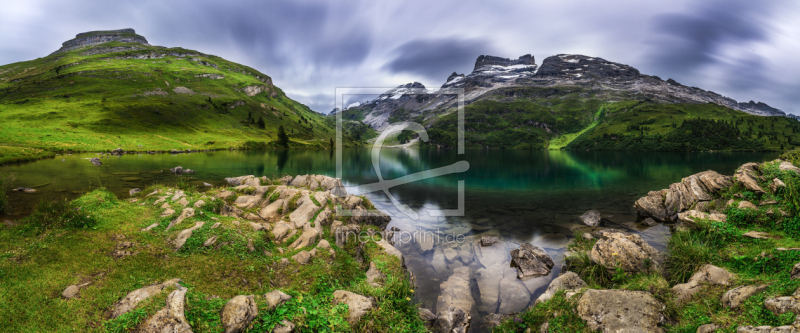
[338,53,798,151]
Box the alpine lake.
[0,149,779,332]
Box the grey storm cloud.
[1,0,799,114]
[383,37,494,82]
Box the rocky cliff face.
[51,29,150,55]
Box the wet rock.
[642,217,658,226]
[590,231,665,273]
[476,263,504,312]
[110,279,183,318]
[535,271,587,305]
[480,236,498,246]
[332,290,375,325]
[672,265,735,302]
[634,190,669,221]
[771,178,787,193]
[435,307,470,333]
[696,324,720,333]
[365,262,385,287]
[735,163,766,193]
[138,286,192,333]
[90,157,102,166]
[722,285,769,308]
[264,290,292,310]
[580,210,602,227]
[510,243,554,279]
[498,277,531,314]
[459,242,475,264]
[272,320,295,333]
[221,295,258,333]
[419,308,437,327]
[436,267,474,331]
[129,188,141,196]
[173,222,205,251]
[443,246,459,263]
[577,289,665,333]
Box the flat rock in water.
[579,210,601,227]
[476,263,504,312]
[497,277,531,314]
[480,236,498,246]
[641,217,658,226]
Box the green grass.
[0,41,364,165]
[0,184,425,332]
[548,106,605,150]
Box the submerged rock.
[579,210,602,227]
[436,267,474,332]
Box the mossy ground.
[495,158,800,332]
[0,184,424,332]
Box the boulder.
[365,262,385,287]
[735,163,765,193]
[736,326,792,332]
[665,182,696,220]
[780,161,800,174]
[259,199,284,220]
[90,157,102,166]
[535,271,587,305]
[225,175,257,186]
[221,295,258,333]
[193,200,206,208]
[764,295,800,315]
[580,210,602,227]
[110,279,183,318]
[288,194,320,229]
[418,308,437,327]
[577,289,665,333]
[642,218,658,226]
[722,285,769,308]
[129,188,141,196]
[332,290,374,325]
[590,231,665,273]
[177,197,189,207]
[350,207,392,229]
[695,170,733,193]
[138,286,192,333]
[263,290,292,311]
[376,239,404,265]
[672,265,735,302]
[203,236,218,247]
[510,243,554,279]
[634,190,669,221]
[681,173,713,201]
[739,201,758,210]
[292,250,312,264]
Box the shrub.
[21,198,99,233]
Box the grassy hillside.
[420,86,800,151]
[0,41,359,164]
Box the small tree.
[277,125,289,149]
[329,138,334,150]
[257,117,265,129]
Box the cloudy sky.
[1,0,799,115]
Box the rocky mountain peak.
[398,82,426,89]
[536,54,640,80]
[473,54,535,71]
[51,28,149,55]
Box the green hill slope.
[0,37,352,164]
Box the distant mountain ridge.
[337,52,797,151]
